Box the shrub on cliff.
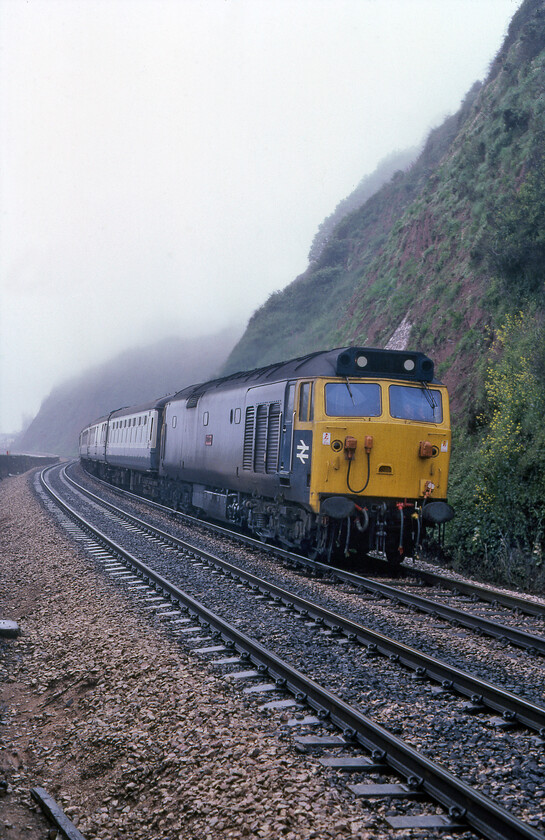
[445,310,545,589]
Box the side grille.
[242,402,281,473]
[254,404,268,473]
[243,406,255,470]
[266,403,281,473]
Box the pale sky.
[0,0,521,432]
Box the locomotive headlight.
[355,354,368,368]
[403,358,416,372]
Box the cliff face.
[224,0,545,426]
[15,329,239,456]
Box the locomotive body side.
[158,375,316,542]
[160,380,299,504]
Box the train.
[79,345,454,566]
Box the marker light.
[344,436,357,460]
[419,441,434,458]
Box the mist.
[0,0,521,432]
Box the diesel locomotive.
[79,346,454,566]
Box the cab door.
[279,381,296,476]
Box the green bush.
[445,310,545,589]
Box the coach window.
[298,382,313,422]
[203,411,209,426]
[172,416,177,429]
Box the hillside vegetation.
[223,83,481,380]
[224,0,545,587]
[308,146,419,264]
[225,2,545,420]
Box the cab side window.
[298,382,313,422]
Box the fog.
[0,0,521,432]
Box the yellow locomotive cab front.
[308,377,451,508]
[292,364,453,562]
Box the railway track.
[37,463,545,840]
[400,567,545,619]
[70,462,545,657]
[53,465,545,736]
[75,462,545,623]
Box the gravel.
[63,464,545,834]
[6,464,543,840]
[0,471,379,840]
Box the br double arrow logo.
[296,439,310,464]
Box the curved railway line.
[71,462,545,654]
[36,462,545,840]
[54,466,545,735]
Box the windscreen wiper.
[421,381,438,414]
[345,377,356,406]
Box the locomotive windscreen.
[335,348,434,382]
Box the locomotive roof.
[81,347,440,436]
[169,346,437,404]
